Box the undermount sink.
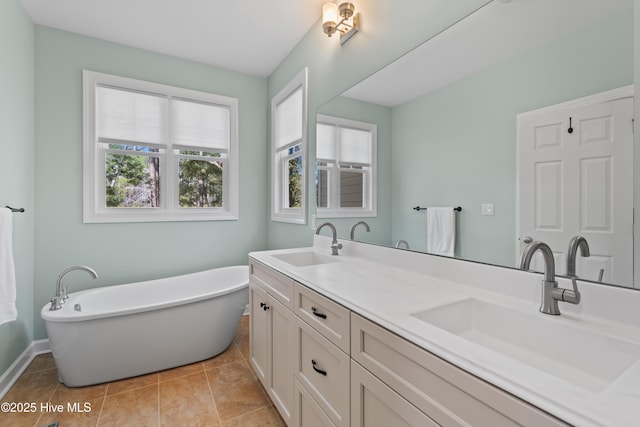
[411,298,640,392]
[272,251,338,267]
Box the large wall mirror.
[315,0,637,288]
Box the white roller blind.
[338,127,372,165]
[275,86,303,148]
[316,123,337,161]
[97,86,166,144]
[171,99,230,151]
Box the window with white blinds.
[316,114,377,217]
[271,68,308,224]
[83,70,238,223]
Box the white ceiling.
[20,0,327,78]
[343,0,633,107]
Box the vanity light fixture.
[322,2,360,45]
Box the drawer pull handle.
[311,307,327,319]
[311,359,327,376]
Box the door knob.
[522,236,533,244]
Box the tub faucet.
[519,241,580,315]
[316,222,342,255]
[395,240,410,249]
[566,236,590,278]
[50,265,99,311]
[350,221,370,240]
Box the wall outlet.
[481,203,494,216]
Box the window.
[271,68,308,224]
[316,114,377,218]
[83,71,238,223]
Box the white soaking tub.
[41,265,249,387]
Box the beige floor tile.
[221,405,284,427]
[205,361,269,421]
[98,384,158,427]
[202,342,243,370]
[37,397,103,427]
[158,361,204,383]
[3,368,59,403]
[50,381,108,406]
[106,372,158,396]
[0,408,42,427]
[23,353,57,374]
[160,372,219,427]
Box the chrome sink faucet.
[566,236,590,278]
[350,221,370,240]
[316,222,343,255]
[50,265,99,310]
[519,241,580,315]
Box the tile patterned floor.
[0,315,284,427]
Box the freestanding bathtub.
[41,265,249,387]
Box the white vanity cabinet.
[249,256,570,427]
[249,260,296,425]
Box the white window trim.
[316,114,377,218]
[271,68,308,224]
[83,70,239,223]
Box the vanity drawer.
[294,283,350,353]
[250,259,295,309]
[295,316,350,427]
[351,313,568,427]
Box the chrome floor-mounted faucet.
[519,241,580,315]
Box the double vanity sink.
[257,238,640,426]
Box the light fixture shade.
[322,3,339,36]
[323,3,339,25]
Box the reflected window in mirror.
[271,68,308,224]
[316,114,377,218]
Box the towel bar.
[413,206,461,212]
[5,206,25,213]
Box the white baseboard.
[243,303,249,315]
[0,339,50,400]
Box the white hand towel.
[0,208,17,325]
[426,207,455,257]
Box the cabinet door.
[268,295,294,426]
[294,379,336,427]
[351,361,439,427]
[249,282,268,386]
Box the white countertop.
[249,236,640,427]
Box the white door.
[517,89,634,286]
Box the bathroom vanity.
[249,236,640,426]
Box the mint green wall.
[33,27,268,339]
[266,0,493,249]
[391,10,633,267]
[0,0,35,375]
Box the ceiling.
[20,0,326,78]
[343,0,632,107]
